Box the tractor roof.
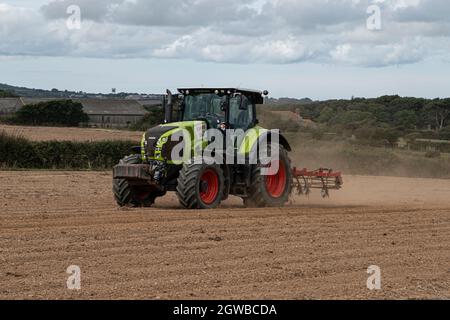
[177,88,266,104]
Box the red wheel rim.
[265,160,287,198]
[199,169,219,205]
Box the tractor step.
[292,167,343,198]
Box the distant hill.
[0,83,81,98]
[0,83,312,103]
[0,83,158,99]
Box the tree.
[394,110,417,129]
[335,110,376,130]
[13,100,88,126]
[131,107,165,131]
[317,106,335,123]
[425,99,450,131]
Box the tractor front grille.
[144,126,177,158]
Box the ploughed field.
[0,172,449,299]
[0,124,142,142]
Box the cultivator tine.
[293,175,308,196]
[291,167,343,198]
[321,187,329,198]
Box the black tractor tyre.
[176,162,225,209]
[243,144,292,208]
[113,155,164,207]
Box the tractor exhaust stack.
[164,89,173,123]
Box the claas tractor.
[113,88,343,209]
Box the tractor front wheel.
[176,163,224,209]
[113,155,164,207]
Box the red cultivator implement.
[292,168,343,198]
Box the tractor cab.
[166,88,267,131]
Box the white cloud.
[0,0,449,67]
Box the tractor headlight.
[160,137,168,144]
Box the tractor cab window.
[229,95,254,130]
[183,94,226,128]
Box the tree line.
[3,100,88,126]
[0,90,18,98]
[270,95,450,145]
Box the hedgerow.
[0,131,135,169]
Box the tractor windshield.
[182,94,226,128]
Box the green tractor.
[113,88,342,209]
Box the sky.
[0,0,449,100]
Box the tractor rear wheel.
[176,162,224,209]
[113,155,163,207]
[244,144,292,208]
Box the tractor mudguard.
[238,127,292,157]
[260,131,291,152]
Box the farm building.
[136,98,164,108]
[21,98,58,105]
[77,99,148,128]
[4,97,149,128]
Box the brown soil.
[0,124,142,142]
[0,172,449,300]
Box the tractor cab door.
[228,95,254,131]
[182,94,226,129]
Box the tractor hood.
[144,121,205,142]
[143,121,206,162]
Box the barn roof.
[77,99,148,116]
[136,99,163,107]
[21,98,58,105]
